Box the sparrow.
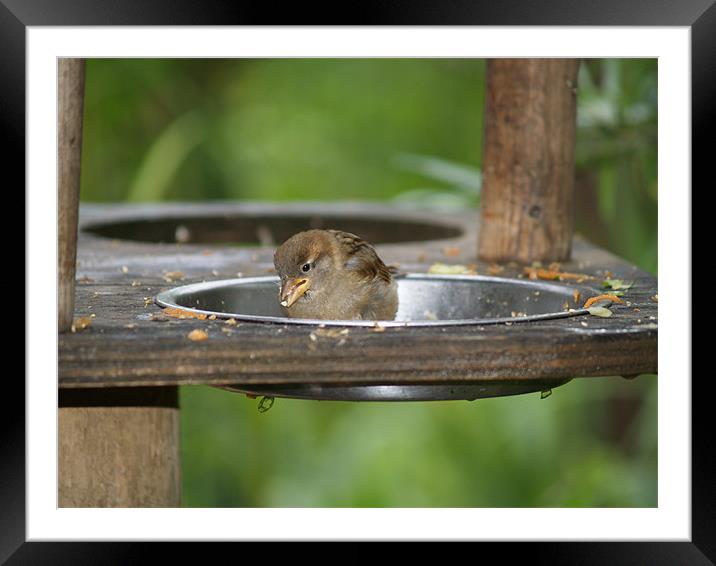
[273,229,399,321]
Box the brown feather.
[327,230,393,284]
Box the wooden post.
[58,58,85,332]
[57,61,181,507]
[59,388,181,507]
[478,58,580,264]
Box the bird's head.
[273,230,337,309]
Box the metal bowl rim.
[154,273,596,327]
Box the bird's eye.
[301,263,311,272]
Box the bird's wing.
[327,230,393,284]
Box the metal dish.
[219,380,572,402]
[154,274,594,327]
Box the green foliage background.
[80,58,657,507]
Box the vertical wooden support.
[59,388,181,507]
[478,58,580,264]
[58,58,85,332]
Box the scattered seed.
[587,306,613,318]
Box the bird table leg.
[58,387,181,507]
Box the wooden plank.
[58,387,180,507]
[479,59,581,263]
[58,58,86,332]
[58,203,657,388]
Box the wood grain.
[58,59,86,332]
[59,387,180,507]
[479,59,581,263]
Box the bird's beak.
[279,278,311,308]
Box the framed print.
[10,0,705,561]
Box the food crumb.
[70,317,93,333]
[428,263,476,275]
[187,329,209,341]
[583,294,624,309]
[163,271,185,282]
[121,266,129,273]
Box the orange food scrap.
[488,263,504,275]
[70,317,93,332]
[443,246,461,257]
[573,289,581,305]
[162,307,208,320]
[583,294,625,309]
[523,267,594,281]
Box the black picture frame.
[8,0,705,562]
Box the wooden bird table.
[61,202,657,390]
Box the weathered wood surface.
[58,58,86,332]
[479,59,580,264]
[59,203,657,388]
[59,387,180,507]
